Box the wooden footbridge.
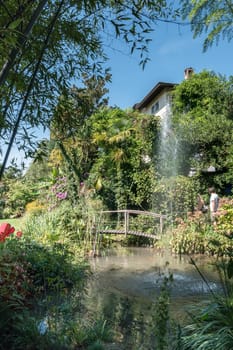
[93,209,167,241]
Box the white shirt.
[210,193,219,212]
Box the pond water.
[84,247,221,349]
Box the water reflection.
[84,247,221,349]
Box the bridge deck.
[97,229,159,239]
[94,209,166,244]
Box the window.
[151,101,159,114]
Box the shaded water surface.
[85,247,221,349]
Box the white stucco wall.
[140,90,172,119]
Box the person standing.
[208,187,219,223]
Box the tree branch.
[0,0,48,86]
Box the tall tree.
[0,0,172,177]
[172,70,233,190]
[87,107,159,210]
[48,72,110,203]
[50,72,110,176]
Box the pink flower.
[56,191,67,200]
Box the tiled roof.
[133,82,177,110]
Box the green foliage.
[149,272,181,350]
[23,242,88,292]
[171,70,233,191]
[0,239,33,305]
[66,318,112,349]
[25,140,52,180]
[0,297,111,349]
[49,73,111,202]
[51,74,110,141]
[2,179,38,218]
[0,0,172,163]
[152,273,173,350]
[180,260,233,350]
[1,235,89,297]
[170,213,233,256]
[181,300,233,349]
[87,107,159,210]
[0,211,100,349]
[172,71,233,133]
[0,308,66,350]
[0,162,43,218]
[215,199,233,238]
[23,200,95,245]
[122,214,160,246]
[123,234,153,247]
[153,175,197,219]
[181,0,233,51]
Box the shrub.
[170,212,233,256]
[214,198,233,238]
[3,180,37,218]
[25,200,46,216]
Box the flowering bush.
[170,209,233,256]
[214,199,233,238]
[51,177,68,200]
[0,223,29,309]
[46,176,68,210]
[0,222,23,243]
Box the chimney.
[184,67,194,80]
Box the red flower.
[0,222,15,243]
[16,231,23,238]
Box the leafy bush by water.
[170,211,233,256]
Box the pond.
[84,246,221,349]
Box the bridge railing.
[95,209,167,236]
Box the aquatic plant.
[150,272,182,350]
[180,258,233,350]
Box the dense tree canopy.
[87,108,159,210]
[172,70,233,191]
[49,103,159,210]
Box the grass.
[0,217,25,231]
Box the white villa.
[133,67,194,118]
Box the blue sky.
[106,21,233,109]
